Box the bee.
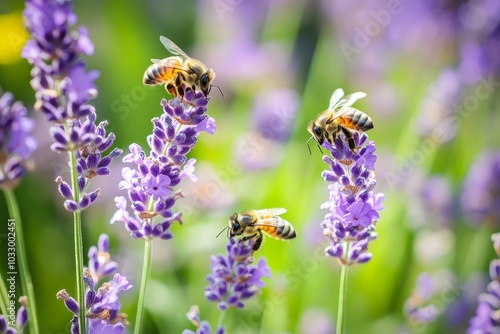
[143,36,216,97]
[307,88,374,153]
[227,208,296,252]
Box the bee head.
[229,212,243,237]
[200,68,216,97]
[307,121,325,144]
[306,121,325,154]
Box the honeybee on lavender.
[143,36,216,97]
[307,88,374,153]
[227,208,296,252]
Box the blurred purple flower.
[205,238,271,310]
[407,175,454,229]
[183,305,224,334]
[0,91,37,189]
[251,89,300,142]
[405,271,458,326]
[468,233,500,333]
[112,91,215,239]
[317,89,384,265]
[461,149,500,226]
[298,308,334,334]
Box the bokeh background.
[1,0,500,333]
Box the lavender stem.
[134,238,152,334]
[3,188,39,334]
[69,148,86,334]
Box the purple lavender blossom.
[183,305,225,334]
[0,91,37,189]
[88,234,118,284]
[111,91,215,239]
[461,149,500,226]
[316,90,384,265]
[22,0,121,211]
[56,235,130,333]
[57,273,131,334]
[0,296,29,334]
[467,233,500,333]
[22,0,96,122]
[205,238,271,310]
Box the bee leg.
[241,232,263,251]
[340,126,356,151]
[253,232,263,251]
[166,83,176,96]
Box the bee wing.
[160,36,190,59]
[337,92,367,111]
[328,88,345,110]
[330,107,355,121]
[252,217,289,228]
[255,208,287,216]
[150,58,161,64]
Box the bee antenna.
[306,136,323,155]
[216,226,229,238]
[210,84,224,97]
[306,136,315,155]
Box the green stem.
[336,244,350,334]
[3,189,39,334]
[68,149,86,334]
[134,238,152,334]
[217,309,227,330]
[0,266,10,317]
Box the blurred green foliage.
[1,0,500,333]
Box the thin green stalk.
[134,238,152,334]
[0,270,9,317]
[217,309,227,329]
[68,149,86,334]
[336,244,350,334]
[4,189,39,334]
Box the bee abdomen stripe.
[352,111,373,130]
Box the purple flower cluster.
[461,149,500,226]
[22,0,120,211]
[0,91,37,189]
[22,0,96,122]
[183,305,224,334]
[111,91,215,239]
[467,233,500,333]
[318,91,384,265]
[54,111,121,211]
[205,238,271,310]
[0,297,29,334]
[57,234,131,334]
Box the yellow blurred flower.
[0,11,29,65]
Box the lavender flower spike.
[112,91,215,239]
[467,233,500,333]
[205,238,271,310]
[57,234,130,334]
[317,89,384,265]
[22,0,121,212]
[0,91,37,189]
[183,305,225,334]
